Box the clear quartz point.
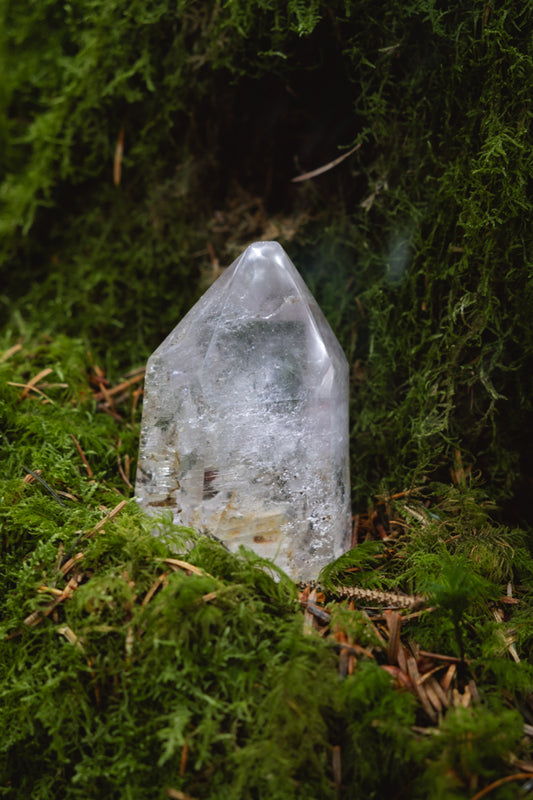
[135,241,351,581]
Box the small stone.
[136,241,351,581]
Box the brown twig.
[470,773,533,800]
[61,552,84,575]
[117,455,133,489]
[291,142,361,183]
[85,500,128,538]
[100,405,124,421]
[93,372,145,402]
[141,572,168,606]
[114,128,124,187]
[131,386,143,419]
[385,610,403,664]
[418,649,469,665]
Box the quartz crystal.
[135,241,351,581]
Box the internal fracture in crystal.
[135,241,351,581]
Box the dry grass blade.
[143,573,169,606]
[291,142,361,182]
[57,490,79,502]
[117,455,133,489]
[161,558,211,577]
[70,433,94,478]
[0,342,23,362]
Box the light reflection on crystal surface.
[135,241,351,581]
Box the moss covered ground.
[1,1,533,797]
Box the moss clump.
[0,337,418,797]
[1,337,533,798]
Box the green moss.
[1,0,531,502]
[1,336,533,797]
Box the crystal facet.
[135,241,351,581]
